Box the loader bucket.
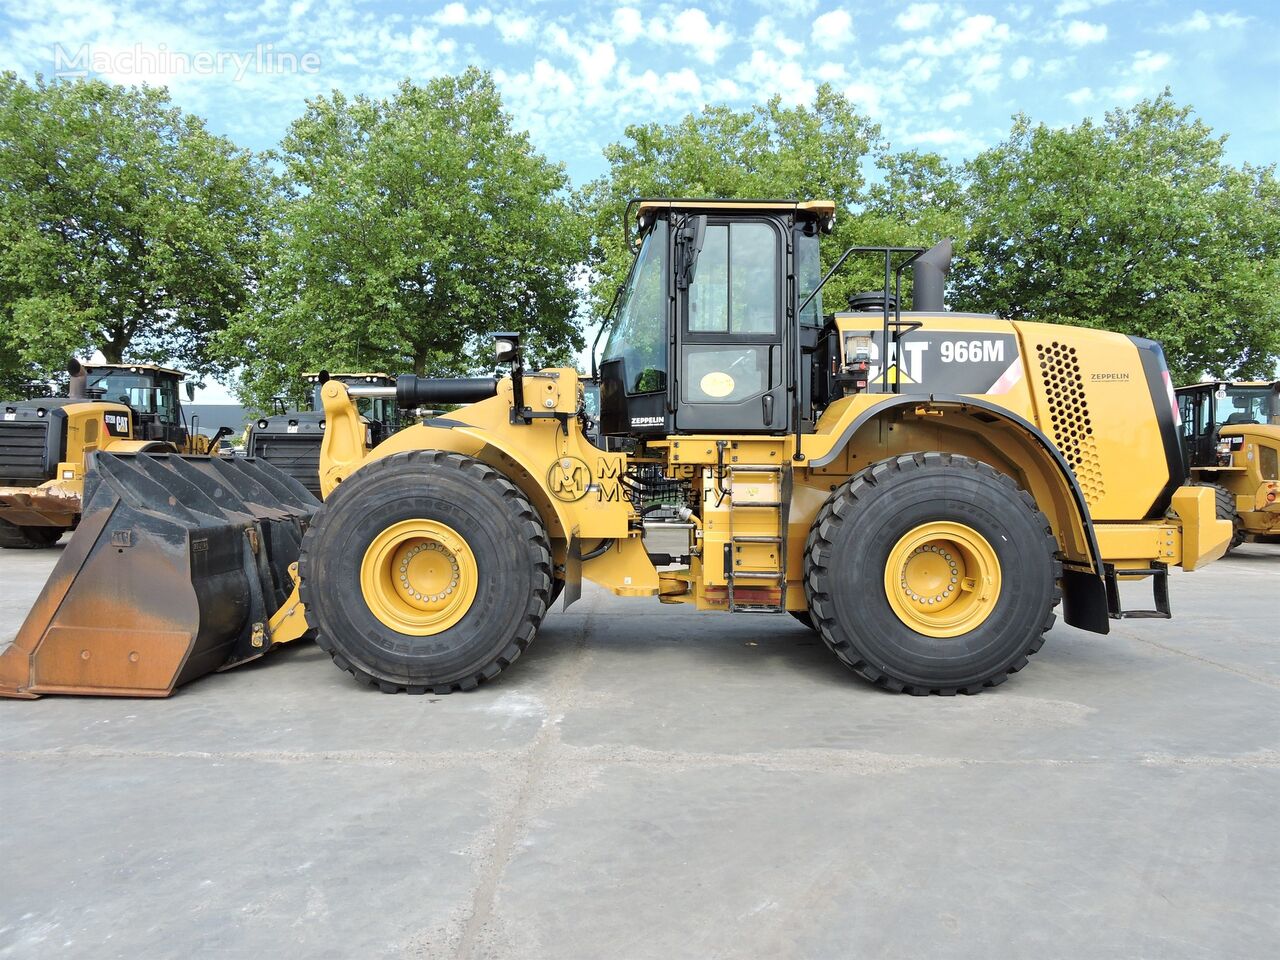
[0,452,320,698]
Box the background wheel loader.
[0,359,229,548]
[0,198,1233,700]
[245,372,401,497]
[1175,380,1280,550]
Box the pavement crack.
[1124,633,1280,690]
[449,607,594,960]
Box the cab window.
[1218,387,1271,426]
[687,221,778,335]
[602,219,669,394]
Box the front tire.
[1199,483,1244,552]
[804,453,1060,695]
[299,451,552,693]
[0,522,62,549]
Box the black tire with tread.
[0,522,62,549]
[298,450,552,694]
[803,452,1061,696]
[1197,482,1244,552]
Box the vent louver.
[1036,342,1105,505]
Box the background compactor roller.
[0,199,1232,699]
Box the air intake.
[1036,341,1105,505]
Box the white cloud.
[493,12,534,44]
[938,90,971,110]
[613,7,644,45]
[1064,20,1107,46]
[1065,86,1094,105]
[1009,55,1032,80]
[649,8,734,64]
[431,2,491,27]
[951,14,1008,50]
[1131,50,1171,74]
[737,49,815,104]
[894,3,939,32]
[752,17,804,58]
[902,126,974,147]
[811,10,854,51]
[843,80,882,115]
[1157,10,1249,33]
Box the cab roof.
[302,372,393,382]
[87,362,188,379]
[1176,380,1279,392]
[634,198,836,220]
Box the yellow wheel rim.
[883,521,1002,638]
[360,519,479,635]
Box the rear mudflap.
[0,452,319,698]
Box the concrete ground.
[1,540,1277,960]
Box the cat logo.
[868,364,918,387]
[546,456,592,503]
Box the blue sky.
[2,0,1276,186]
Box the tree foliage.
[220,69,585,409]
[0,73,269,389]
[955,92,1280,380]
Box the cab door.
[674,218,787,433]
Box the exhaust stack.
[68,358,87,400]
[912,239,953,313]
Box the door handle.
[762,393,774,426]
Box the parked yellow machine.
[0,359,227,548]
[0,199,1232,699]
[1175,380,1280,549]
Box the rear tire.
[804,453,1060,695]
[299,450,552,693]
[0,522,62,549]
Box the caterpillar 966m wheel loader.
[1175,380,1280,551]
[0,359,231,548]
[0,199,1233,699]
[246,372,401,497]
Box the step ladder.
[724,463,792,613]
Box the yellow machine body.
[312,315,1228,621]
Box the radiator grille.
[0,419,51,484]
[1036,342,1105,505]
[249,434,321,497]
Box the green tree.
[0,74,269,385]
[581,89,882,332]
[862,148,968,252]
[955,92,1280,380]
[221,69,585,409]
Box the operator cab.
[84,363,191,446]
[596,200,835,438]
[1176,380,1280,467]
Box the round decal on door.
[699,371,735,398]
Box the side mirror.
[675,215,707,290]
[185,382,196,402]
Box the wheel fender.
[808,394,1110,633]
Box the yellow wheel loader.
[1175,380,1280,550]
[0,199,1233,699]
[0,359,229,548]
